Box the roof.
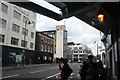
[67,42,75,45]
[36,32,54,39]
[7,1,119,35]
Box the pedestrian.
[97,59,105,80]
[85,55,97,80]
[59,58,73,80]
[79,61,87,80]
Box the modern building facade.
[0,1,36,66]
[68,42,92,62]
[35,32,54,63]
[55,25,67,59]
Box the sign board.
[16,55,22,63]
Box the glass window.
[0,18,6,28]
[32,12,36,18]
[51,47,52,53]
[41,44,43,51]
[11,37,19,45]
[22,28,28,36]
[23,16,29,23]
[79,47,82,49]
[74,47,78,50]
[74,51,78,53]
[21,40,27,47]
[31,32,34,38]
[45,45,47,52]
[45,38,47,43]
[79,51,82,53]
[30,42,33,49]
[32,21,35,28]
[41,37,44,42]
[0,34,5,43]
[13,10,21,20]
[1,3,8,13]
[12,24,20,33]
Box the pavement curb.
[2,63,56,70]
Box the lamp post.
[94,41,98,60]
[22,21,31,67]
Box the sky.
[35,0,104,56]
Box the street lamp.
[94,41,98,60]
[22,21,31,67]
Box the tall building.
[0,1,36,66]
[35,32,54,63]
[55,25,67,59]
[68,42,92,62]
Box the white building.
[0,1,36,66]
[68,43,92,62]
[55,25,67,59]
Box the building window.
[50,47,52,53]
[74,51,78,53]
[31,32,34,38]
[11,37,19,45]
[50,40,53,45]
[32,12,36,18]
[23,16,29,23]
[41,37,44,42]
[47,46,49,52]
[21,40,27,47]
[22,28,28,36]
[79,47,82,49]
[12,24,20,33]
[0,18,6,28]
[41,44,43,51]
[32,21,35,28]
[74,47,78,50]
[30,42,33,49]
[13,10,21,20]
[45,45,47,52]
[1,3,8,13]
[0,34,5,43]
[45,38,47,43]
[79,51,82,53]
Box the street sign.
[16,55,22,63]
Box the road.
[2,63,81,80]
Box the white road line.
[49,67,59,70]
[2,74,19,78]
[41,73,60,80]
[29,70,45,73]
[71,73,75,76]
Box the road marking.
[29,70,45,73]
[49,67,59,70]
[2,74,19,78]
[71,73,75,76]
[41,73,60,80]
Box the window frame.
[0,18,7,28]
[1,3,8,13]
[13,10,21,20]
[0,34,5,43]
[12,23,20,33]
[11,37,19,46]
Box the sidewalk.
[1,63,55,70]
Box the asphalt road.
[2,63,81,80]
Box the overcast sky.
[35,0,103,56]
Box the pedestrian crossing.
[44,73,81,80]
